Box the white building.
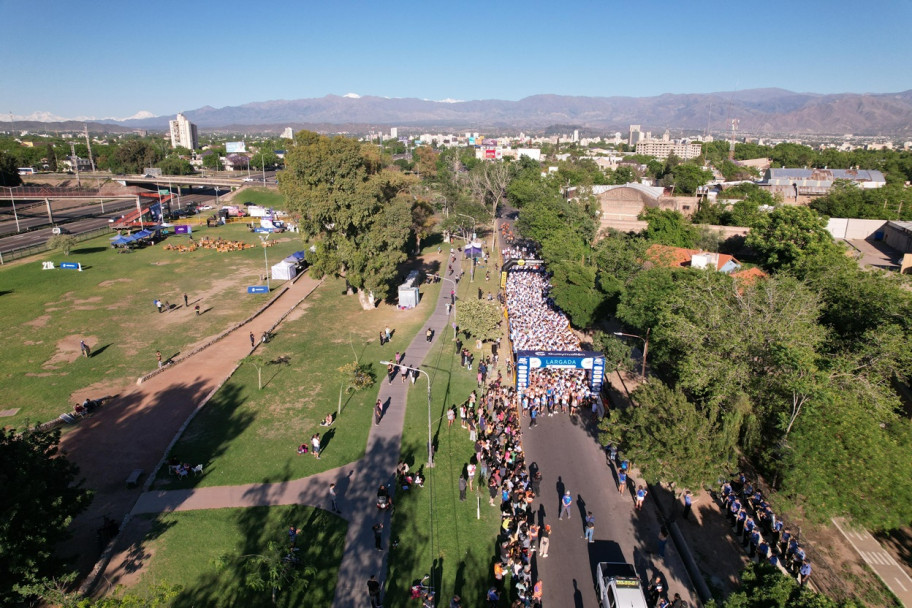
[169,113,199,150]
[281,127,294,139]
[635,140,702,160]
[390,127,398,139]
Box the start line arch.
[514,350,606,394]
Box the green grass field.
[128,505,346,607]
[0,223,307,426]
[233,188,286,209]
[155,273,443,489]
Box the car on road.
[597,561,648,608]
[198,205,213,211]
[243,177,255,182]
[51,226,70,235]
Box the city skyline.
[2,0,911,120]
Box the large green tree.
[0,151,22,187]
[641,208,698,248]
[599,380,737,490]
[1,428,92,605]
[280,131,417,309]
[746,206,843,273]
[455,298,502,343]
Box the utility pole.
[69,142,81,188]
[729,119,739,161]
[83,124,96,172]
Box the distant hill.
[26,89,912,136]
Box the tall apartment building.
[635,140,702,160]
[169,113,199,150]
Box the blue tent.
[464,244,483,258]
[134,229,154,239]
[287,251,307,261]
[111,236,134,246]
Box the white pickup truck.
[596,561,649,608]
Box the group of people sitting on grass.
[722,474,813,586]
[505,270,580,352]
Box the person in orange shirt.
[533,579,543,601]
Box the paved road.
[833,518,912,607]
[523,413,698,607]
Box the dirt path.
[58,273,323,582]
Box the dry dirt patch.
[43,335,98,368]
[26,314,51,328]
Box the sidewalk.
[60,274,323,579]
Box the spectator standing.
[658,526,669,557]
[459,474,467,501]
[373,522,383,550]
[329,483,340,513]
[249,332,255,348]
[156,350,162,369]
[584,511,595,543]
[635,485,648,511]
[183,293,188,307]
[682,490,693,520]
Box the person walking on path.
[682,490,693,520]
[183,293,188,307]
[618,468,628,494]
[249,332,255,348]
[375,399,383,425]
[194,304,200,315]
[367,575,382,608]
[539,524,551,557]
[459,474,467,501]
[584,511,595,542]
[373,522,384,550]
[156,350,163,369]
[155,299,163,313]
[426,328,433,342]
[529,406,538,428]
[635,485,648,511]
[559,490,572,520]
[329,483,341,513]
[799,560,812,586]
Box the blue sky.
[2,0,911,120]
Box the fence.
[0,225,113,265]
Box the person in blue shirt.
[798,559,812,586]
[618,469,628,494]
[584,511,595,542]
[559,491,573,520]
[682,490,693,520]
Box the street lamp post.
[613,328,650,379]
[8,187,20,232]
[455,212,477,282]
[427,273,457,314]
[380,360,434,468]
[259,234,270,290]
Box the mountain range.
[16,89,912,136]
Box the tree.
[548,261,609,328]
[455,298,502,343]
[413,146,437,177]
[336,361,376,417]
[112,140,159,174]
[611,166,638,185]
[593,331,634,373]
[670,163,713,195]
[468,161,510,248]
[157,156,195,176]
[0,428,91,605]
[599,380,736,490]
[715,562,859,608]
[410,200,435,254]
[251,150,280,171]
[214,541,315,605]
[0,150,22,187]
[641,208,698,248]
[281,131,417,309]
[746,206,843,273]
[48,234,77,256]
[202,151,224,171]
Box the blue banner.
[60,262,80,270]
[247,286,269,294]
[514,350,606,394]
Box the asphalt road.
[523,413,698,607]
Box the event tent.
[464,243,483,258]
[271,260,298,281]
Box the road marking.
[895,577,908,592]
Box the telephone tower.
[728,119,739,160]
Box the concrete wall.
[827,218,889,240]
[884,224,912,254]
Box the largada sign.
[514,350,606,394]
